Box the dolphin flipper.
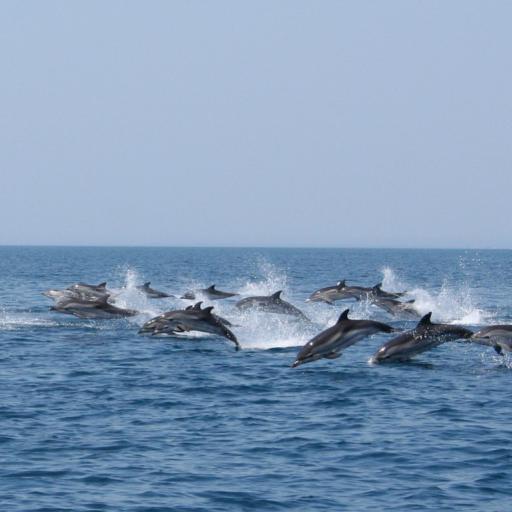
[494,344,504,356]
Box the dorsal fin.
[373,282,382,290]
[97,282,107,288]
[143,282,151,288]
[406,299,415,304]
[336,280,346,289]
[185,305,193,310]
[337,309,350,323]
[270,291,282,300]
[193,301,203,310]
[418,312,432,327]
[203,306,214,314]
[207,285,215,291]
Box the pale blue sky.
[1,1,511,248]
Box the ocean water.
[1,246,512,511]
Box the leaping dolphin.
[370,283,407,300]
[181,285,239,301]
[370,312,473,364]
[371,297,420,319]
[136,282,173,299]
[236,291,309,321]
[50,296,137,319]
[470,325,512,355]
[184,301,234,327]
[139,304,239,350]
[43,281,112,304]
[291,309,395,368]
[307,280,361,305]
[307,280,405,305]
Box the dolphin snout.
[291,359,302,368]
[223,330,241,350]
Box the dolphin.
[470,325,512,355]
[136,282,173,299]
[139,305,239,350]
[50,296,137,319]
[307,280,403,305]
[291,309,395,368]
[371,297,420,319]
[43,281,112,304]
[67,281,110,296]
[307,280,362,305]
[184,301,234,327]
[236,291,309,321]
[181,285,239,301]
[370,312,473,363]
[369,283,407,300]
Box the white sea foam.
[0,311,59,330]
[111,267,174,322]
[236,259,289,297]
[380,267,492,325]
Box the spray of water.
[236,259,289,297]
[380,267,492,325]
[111,267,175,322]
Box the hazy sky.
[1,1,511,248]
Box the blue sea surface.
[1,247,511,511]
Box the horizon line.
[0,244,510,251]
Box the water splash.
[226,310,314,350]
[380,267,492,325]
[236,259,289,297]
[111,267,173,322]
[381,266,408,293]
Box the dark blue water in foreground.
[1,247,512,511]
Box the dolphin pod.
[307,280,414,318]
[44,281,137,319]
[139,302,240,350]
[41,277,512,364]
